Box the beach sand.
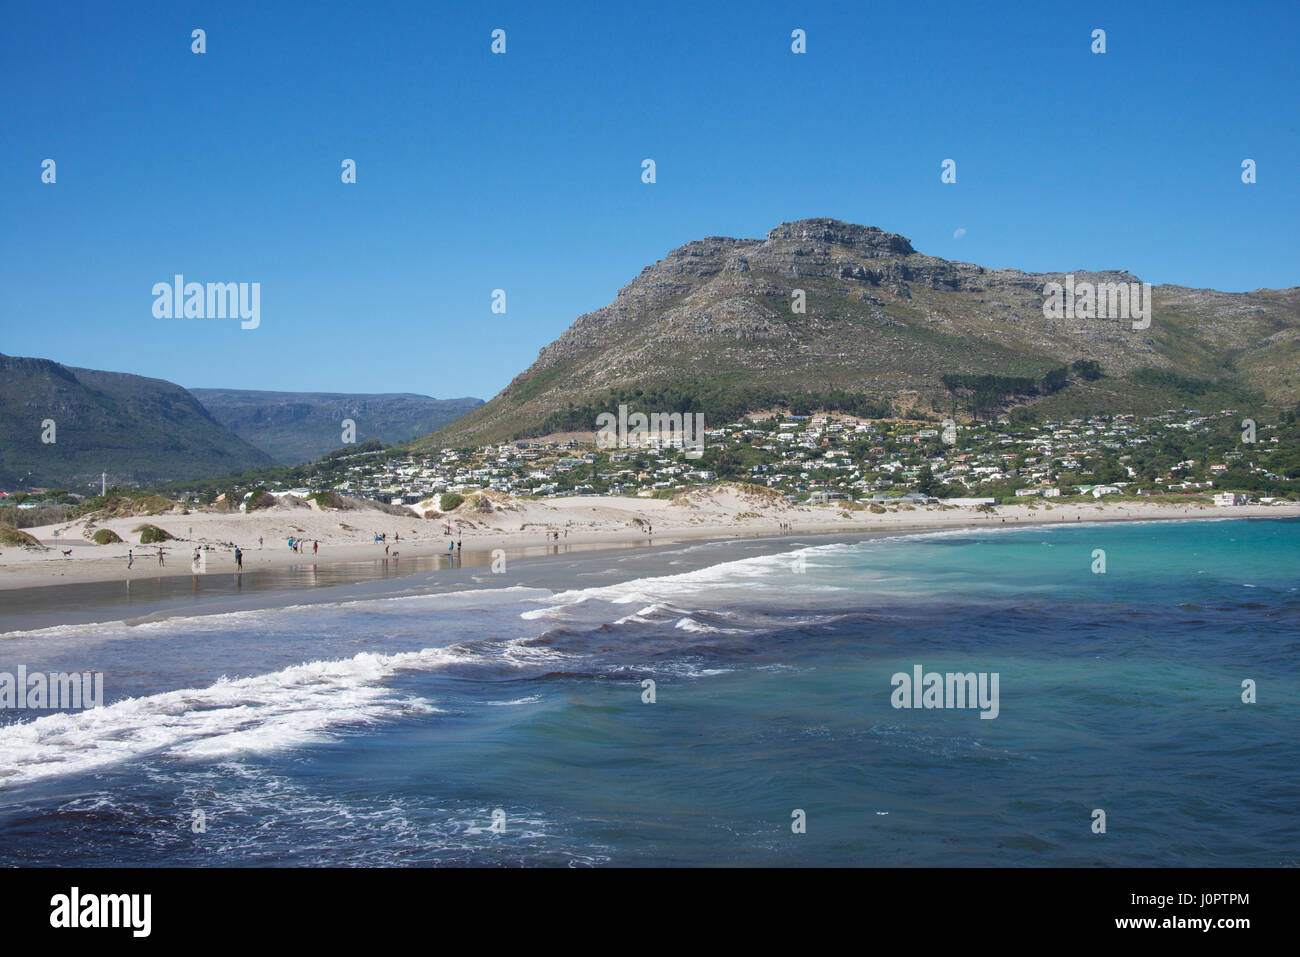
[2,486,1296,592]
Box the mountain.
[0,355,276,489]
[416,218,1300,449]
[190,389,484,464]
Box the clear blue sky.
[2,0,1296,400]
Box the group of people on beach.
[189,546,243,569]
[779,522,793,533]
[123,547,166,568]
[287,537,318,554]
[127,541,247,572]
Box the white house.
[1214,492,1248,506]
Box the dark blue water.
[1,519,1296,866]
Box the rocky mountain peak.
[764,218,915,256]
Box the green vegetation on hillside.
[534,385,892,436]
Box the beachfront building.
[808,491,853,504]
[1214,492,1248,506]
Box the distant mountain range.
[0,354,484,489]
[0,354,275,489]
[416,218,1299,449]
[189,390,484,465]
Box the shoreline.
[2,495,1296,595]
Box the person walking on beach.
[259,536,264,549]
[127,549,134,569]
[456,539,462,553]
[313,540,318,554]
[235,546,243,570]
[158,547,165,566]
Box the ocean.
[1,518,1296,867]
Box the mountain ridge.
[0,354,276,489]
[415,218,1299,449]
[189,389,483,464]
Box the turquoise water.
[1,518,1296,866]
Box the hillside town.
[75,406,1291,513]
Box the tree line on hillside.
[941,360,1103,420]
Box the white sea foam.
[672,617,749,635]
[526,548,836,612]
[0,646,487,790]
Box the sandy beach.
[3,486,1296,592]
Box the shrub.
[244,488,276,512]
[134,524,174,544]
[0,523,41,547]
[869,504,887,514]
[79,493,176,520]
[309,491,339,509]
[439,493,464,511]
[7,504,74,529]
[92,528,124,545]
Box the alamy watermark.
[50,887,150,937]
[1042,275,1151,329]
[152,274,260,329]
[890,664,999,719]
[1,666,103,709]
[596,404,705,459]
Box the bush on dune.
[134,524,174,544]
[0,523,42,548]
[245,491,278,511]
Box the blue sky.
[2,0,1296,400]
